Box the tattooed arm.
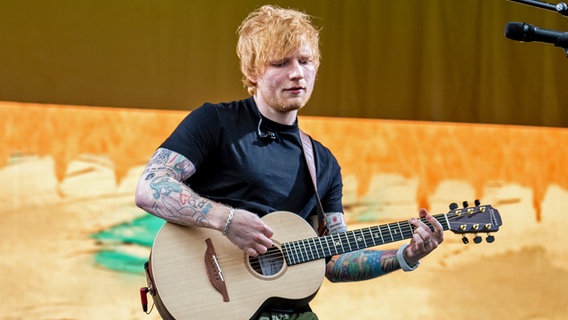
[322,212,401,282]
[135,147,273,256]
[324,209,444,282]
[325,250,400,282]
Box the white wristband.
[397,244,420,272]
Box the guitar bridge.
[204,238,230,302]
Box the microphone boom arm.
[508,0,568,16]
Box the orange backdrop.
[1,102,567,319]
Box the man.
[135,5,443,319]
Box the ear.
[247,77,257,85]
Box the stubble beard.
[276,91,312,113]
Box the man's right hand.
[224,209,274,257]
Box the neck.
[253,95,298,125]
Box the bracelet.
[222,207,235,236]
[396,244,420,272]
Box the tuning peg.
[473,234,482,244]
[449,203,458,210]
[474,199,481,206]
[486,234,495,243]
[462,201,469,208]
[461,235,469,244]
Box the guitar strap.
[299,130,328,236]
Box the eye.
[299,57,313,65]
[270,60,288,67]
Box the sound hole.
[248,246,284,276]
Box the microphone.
[257,118,277,142]
[505,22,568,48]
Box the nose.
[288,61,304,80]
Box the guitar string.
[282,214,447,264]
[206,210,490,268]
[263,210,485,264]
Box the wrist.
[396,244,420,272]
[222,207,235,236]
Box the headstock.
[446,200,502,244]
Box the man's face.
[253,43,317,113]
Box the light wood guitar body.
[149,211,325,320]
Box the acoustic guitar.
[144,201,502,319]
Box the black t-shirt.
[160,97,343,220]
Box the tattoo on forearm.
[148,175,212,226]
[142,148,209,226]
[329,249,400,282]
[150,176,183,199]
[330,250,383,282]
[380,250,400,273]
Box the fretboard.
[282,214,450,266]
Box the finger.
[410,227,428,246]
[264,223,274,237]
[256,232,274,249]
[412,232,425,246]
[410,218,431,235]
[255,244,269,255]
[262,225,274,239]
[424,215,441,233]
[413,225,429,241]
[425,215,445,241]
[247,248,258,257]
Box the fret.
[344,231,353,253]
[351,230,358,249]
[287,242,298,265]
[366,228,374,246]
[307,239,315,262]
[310,237,317,260]
[297,241,304,264]
[288,241,297,264]
[333,233,341,253]
[331,234,343,254]
[367,227,378,247]
[343,232,351,253]
[402,221,411,239]
[317,236,326,259]
[392,222,402,241]
[396,222,404,241]
[309,237,317,260]
[357,229,368,248]
[292,240,301,264]
[318,237,325,258]
[300,239,310,263]
[338,232,346,252]
[324,234,333,257]
[282,243,291,265]
[330,233,340,255]
[386,224,395,243]
[376,225,385,244]
[284,242,291,265]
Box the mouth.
[284,86,305,94]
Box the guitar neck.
[282,214,450,266]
